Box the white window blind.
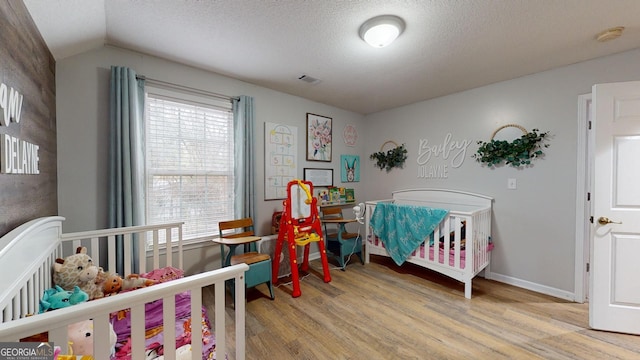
[145,87,234,243]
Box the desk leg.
[221,244,237,299]
[222,244,239,267]
[219,244,225,268]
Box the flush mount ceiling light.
[359,15,405,48]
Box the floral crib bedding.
[109,267,220,360]
[368,231,494,269]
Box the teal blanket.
[370,202,448,265]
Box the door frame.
[574,93,592,303]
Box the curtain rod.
[136,75,239,102]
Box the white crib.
[0,216,247,360]
[365,188,493,299]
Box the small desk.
[319,202,356,209]
[321,218,358,224]
[212,235,262,268]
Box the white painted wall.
[362,48,640,299]
[56,45,365,273]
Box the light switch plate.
[507,178,517,190]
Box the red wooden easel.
[272,179,331,297]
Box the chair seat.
[321,207,364,271]
[218,217,275,302]
[231,252,271,265]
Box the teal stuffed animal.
[38,285,88,313]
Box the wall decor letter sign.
[416,133,472,179]
[0,82,40,174]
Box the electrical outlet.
[507,178,517,190]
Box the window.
[145,86,234,243]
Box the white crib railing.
[60,222,184,276]
[0,264,248,360]
[0,217,64,323]
[0,217,249,360]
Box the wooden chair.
[321,207,364,270]
[218,218,274,300]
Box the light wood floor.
[204,256,640,360]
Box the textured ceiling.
[23,0,640,114]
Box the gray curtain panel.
[233,96,256,222]
[109,66,145,274]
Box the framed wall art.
[306,113,332,161]
[303,168,333,187]
[264,122,298,200]
[343,124,358,146]
[341,154,360,182]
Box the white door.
[590,81,640,334]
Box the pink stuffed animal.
[66,320,117,357]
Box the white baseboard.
[308,252,577,302]
[487,271,576,302]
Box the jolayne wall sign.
[0,82,40,174]
[416,133,472,179]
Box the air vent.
[298,74,321,85]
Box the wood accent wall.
[0,1,57,236]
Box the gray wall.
[56,45,365,274]
[56,43,640,296]
[362,48,640,299]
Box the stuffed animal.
[101,272,157,296]
[53,247,102,300]
[101,272,123,296]
[39,285,89,313]
[66,320,117,357]
[123,274,157,290]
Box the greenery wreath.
[474,125,550,167]
[370,141,408,172]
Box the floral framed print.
[306,113,332,161]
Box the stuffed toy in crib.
[53,247,103,300]
[53,320,117,360]
[101,272,158,296]
[53,246,156,300]
[39,285,89,313]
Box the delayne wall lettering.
[0,82,39,174]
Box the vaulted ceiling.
[24,0,640,114]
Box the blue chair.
[218,218,274,301]
[321,207,364,270]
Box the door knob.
[598,216,622,225]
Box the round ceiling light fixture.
[359,15,405,48]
